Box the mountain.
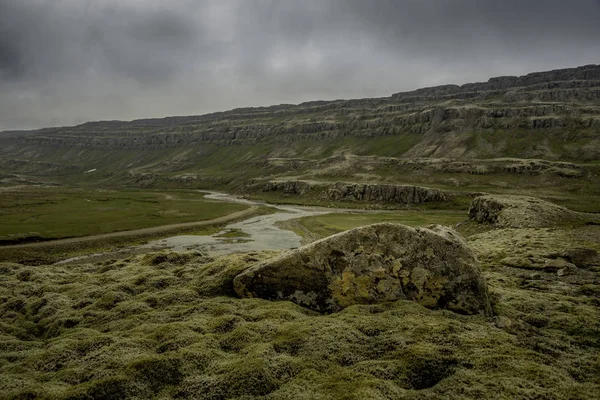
[1,64,599,189]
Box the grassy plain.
[0,188,248,244]
[278,211,466,243]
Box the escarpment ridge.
[1,64,599,188]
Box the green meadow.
[0,188,248,244]
[278,211,467,243]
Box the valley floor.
[1,189,600,399]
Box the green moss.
[127,355,183,392]
[1,237,599,399]
[279,211,466,243]
[62,375,131,400]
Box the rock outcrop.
[263,180,312,195]
[391,64,600,101]
[327,182,449,204]
[233,223,492,316]
[468,195,600,228]
[262,180,453,205]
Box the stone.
[233,223,492,316]
[327,182,450,204]
[557,264,578,277]
[543,259,577,273]
[468,195,599,228]
[263,180,312,195]
[559,248,600,268]
[262,179,453,205]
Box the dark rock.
[327,182,449,204]
[261,179,453,205]
[263,180,312,195]
[233,223,492,316]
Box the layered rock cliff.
[1,64,599,185]
[261,180,458,205]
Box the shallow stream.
[141,191,331,255]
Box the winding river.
[142,191,332,255]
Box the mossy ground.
[2,224,599,400]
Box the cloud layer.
[1,0,600,130]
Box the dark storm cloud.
[0,1,202,84]
[0,35,22,79]
[1,0,599,131]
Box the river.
[141,191,332,255]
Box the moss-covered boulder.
[468,194,600,228]
[233,223,492,315]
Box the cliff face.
[391,65,600,101]
[326,182,450,204]
[1,64,599,184]
[262,180,457,205]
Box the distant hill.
[1,64,599,188]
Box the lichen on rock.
[233,223,492,316]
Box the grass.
[277,211,467,243]
[0,188,248,244]
[0,205,275,265]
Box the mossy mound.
[468,194,600,228]
[1,242,599,399]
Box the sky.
[1,0,600,131]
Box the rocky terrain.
[261,180,455,205]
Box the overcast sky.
[1,0,599,131]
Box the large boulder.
[233,223,492,316]
[468,194,599,228]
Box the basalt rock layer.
[1,64,599,185]
[262,180,454,205]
